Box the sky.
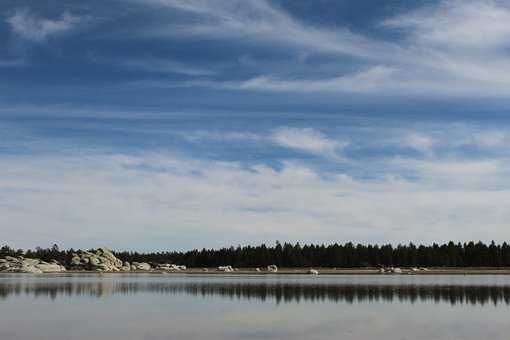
[2,0,510,251]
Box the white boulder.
[35,263,66,273]
[131,262,152,271]
[17,265,44,274]
[217,265,234,272]
[267,265,278,272]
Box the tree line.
[2,241,510,268]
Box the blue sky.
[2,0,510,250]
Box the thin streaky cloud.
[129,0,397,60]
[7,8,83,42]
[125,0,510,98]
[182,127,347,159]
[121,57,217,76]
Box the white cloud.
[182,131,265,143]
[468,131,508,147]
[384,0,510,49]
[7,8,82,42]
[395,126,510,151]
[270,128,346,159]
[181,128,346,159]
[403,133,436,155]
[418,159,503,178]
[226,66,397,94]
[2,152,510,250]
[392,158,508,189]
[3,120,510,249]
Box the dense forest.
[2,241,510,268]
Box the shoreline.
[3,268,510,275]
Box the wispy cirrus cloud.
[7,8,83,42]
[121,57,216,76]
[129,0,391,59]
[180,122,510,163]
[0,58,25,67]
[383,0,510,49]
[130,0,510,98]
[183,127,347,159]
[2,0,510,104]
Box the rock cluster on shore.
[0,247,191,274]
[0,256,66,274]
[70,248,178,272]
[70,248,124,271]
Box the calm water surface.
[1,274,509,340]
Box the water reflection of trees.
[1,280,510,306]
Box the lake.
[1,274,509,340]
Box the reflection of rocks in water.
[0,279,510,306]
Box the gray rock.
[155,263,186,271]
[71,256,81,266]
[68,248,125,272]
[1,248,125,273]
[89,256,100,266]
[132,262,151,271]
[96,263,110,271]
[36,263,66,273]
[16,265,43,274]
[0,256,57,274]
[22,258,41,266]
